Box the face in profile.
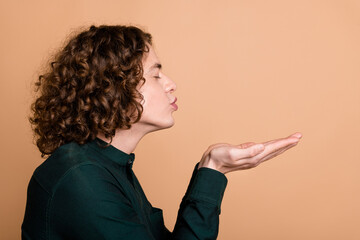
[136,45,178,133]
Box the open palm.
[198,132,302,174]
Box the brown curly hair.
[29,24,152,157]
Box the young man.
[22,25,302,239]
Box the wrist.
[198,157,223,173]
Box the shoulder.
[32,141,108,195]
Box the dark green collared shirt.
[22,138,228,239]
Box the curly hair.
[29,24,152,157]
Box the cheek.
[141,88,160,110]
[139,81,168,113]
[146,94,164,110]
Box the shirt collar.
[87,137,135,168]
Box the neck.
[96,123,155,154]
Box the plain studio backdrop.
[1,0,359,239]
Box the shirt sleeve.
[50,162,227,240]
[170,162,228,240]
[50,163,156,240]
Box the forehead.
[143,45,161,73]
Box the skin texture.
[198,132,302,174]
[99,44,302,174]
[96,44,177,154]
[136,45,177,132]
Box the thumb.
[249,144,265,155]
[232,143,264,159]
[238,142,256,149]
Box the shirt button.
[127,159,133,165]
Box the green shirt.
[22,138,228,239]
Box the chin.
[156,118,175,131]
[143,118,174,134]
[160,119,175,129]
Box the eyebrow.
[150,63,162,70]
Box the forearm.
[171,163,228,240]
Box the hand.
[198,132,302,174]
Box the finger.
[236,139,298,167]
[259,141,298,163]
[253,137,299,160]
[291,132,302,139]
[262,132,302,146]
[231,134,302,169]
[237,142,256,149]
[231,143,265,160]
[262,137,286,146]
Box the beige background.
[1,0,359,239]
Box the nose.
[164,74,177,93]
